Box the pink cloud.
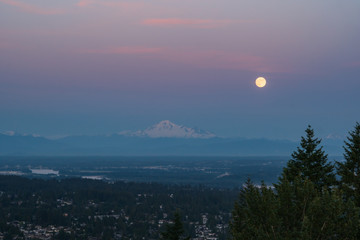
[84,46,286,73]
[158,49,285,73]
[0,0,64,15]
[77,0,143,9]
[77,0,94,7]
[84,46,163,55]
[142,18,234,29]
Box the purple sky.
[1,0,360,139]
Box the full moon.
[255,77,267,88]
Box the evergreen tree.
[276,178,359,239]
[281,125,336,189]
[230,177,360,239]
[337,122,360,206]
[161,211,190,240]
[230,179,280,239]
[230,126,360,239]
[301,187,359,240]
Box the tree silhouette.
[281,125,336,190]
[230,125,360,239]
[337,122,360,206]
[161,211,190,240]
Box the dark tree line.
[230,123,360,239]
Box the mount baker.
[118,120,216,139]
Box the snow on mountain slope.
[119,120,216,139]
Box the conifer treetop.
[337,122,360,206]
[281,125,335,189]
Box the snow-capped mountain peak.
[150,120,177,130]
[119,120,216,139]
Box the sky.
[1,0,360,140]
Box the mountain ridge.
[0,121,345,156]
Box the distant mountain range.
[0,121,344,156]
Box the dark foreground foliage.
[161,211,190,240]
[231,178,359,239]
[231,124,360,239]
[337,122,360,207]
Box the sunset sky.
[1,0,360,139]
